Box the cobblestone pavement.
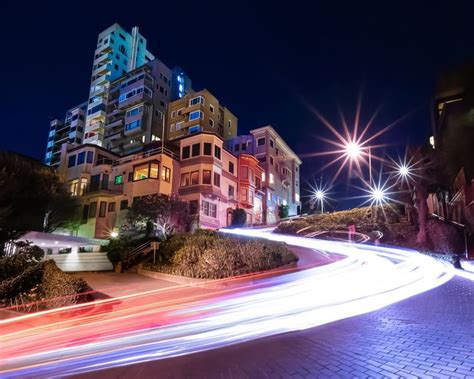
[79,276,474,379]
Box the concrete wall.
[44,252,113,272]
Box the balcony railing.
[84,181,123,195]
[111,146,179,166]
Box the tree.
[122,194,191,240]
[0,151,80,254]
[231,208,247,227]
[407,145,448,245]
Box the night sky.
[2,1,474,209]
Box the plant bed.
[142,230,298,279]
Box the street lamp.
[345,142,373,184]
[110,231,119,238]
[371,188,386,202]
[399,165,409,177]
[314,189,325,214]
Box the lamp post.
[315,190,325,214]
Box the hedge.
[143,230,298,279]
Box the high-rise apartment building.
[103,58,172,154]
[166,89,238,142]
[45,102,87,168]
[84,24,155,147]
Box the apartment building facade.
[176,133,239,229]
[45,102,87,168]
[237,154,264,225]
[84,24,155,147]
[103,59,171,155]
[57,143,178,238]
[225,125,301,224]
[167,89,238,142]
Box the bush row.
[143,230,298,279]
[0,259,89,309]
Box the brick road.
[79,275,474,379]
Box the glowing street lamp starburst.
[315,190,325,200]
[388,149,427,186]
[304,179,333,214]
[301,93,410,184]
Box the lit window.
[114,175,123,185]
[126,106,142,117]
[295,193,300,202]
[189,96,205,106]
[262,172,266,182]
[149,163,159,179]
[161,166,171,182]
[125,119,141,131]
[189,110,203,121]
[133,164,149,181]
[189,125,201,134]
[270,173,274,184]
[79,178,88,195]
[68,180,78,196]
[176,121,183,131]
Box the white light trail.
[0,228,453,378]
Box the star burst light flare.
[301,94,410,183]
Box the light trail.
[0,228,453,378]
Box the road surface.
[0,228,466,378]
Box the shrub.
[40,260,89,308]
[0,264,43,303]
[143,232,298,279]
[231,208,247,227]
[102,235,148,264]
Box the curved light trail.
[0,228,453,378]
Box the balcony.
[95,158,114,166]
[105,118,123,129]
[84,181,123,197]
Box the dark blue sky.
[2,1,474,208]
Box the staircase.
[121,239,160,272]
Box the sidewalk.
[72,271,178,298]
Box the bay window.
[133,162,159,181]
